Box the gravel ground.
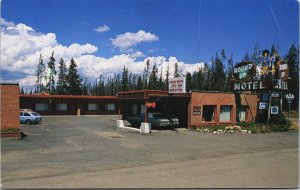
[1,115,299,188]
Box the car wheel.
[26,120,31,125]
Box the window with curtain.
[35,103,49,111]
[56,103,68,111]
[220,105,232,122]
[237,106,247,122]
[106,103,115,111]
[88,104,98,111]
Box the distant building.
[20,94,118,116]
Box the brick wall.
[188,92,258,128]
[1,84,20,130]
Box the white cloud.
[1,21,98,87]
[0,17,15,27]
[94,25,110,33]
[111,30,159,50]
[75,55,204,81]
[129,51,145,59]
[1,20,204,89]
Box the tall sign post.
[285,93,294,120]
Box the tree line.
[20,43,298,109]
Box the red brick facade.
[188,92,258,128]
[1,83,20,130]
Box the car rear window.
[24,113,31,116]
[31,112,40,116]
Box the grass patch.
[210,125,226,131]
[283,111,299,118]
[1,128,20,134]
[236,122,268,134]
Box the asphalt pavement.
[1,116,299,188]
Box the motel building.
[117,90,257,128]
[19,89,258,129]
[1,82,258,138]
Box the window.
[140,105,145,114]
[24,112,30,116]
[88,104,98,111]
[56,103,68,111]
[202,105,216,122]
[35,103,48,111]
[106,103,115,111]
[131,104,138,115]
[220,106,232,122]
[237,106,247,122]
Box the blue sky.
[0,0,299,88]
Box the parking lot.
[1,116,299,188]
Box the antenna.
[197,0,202,62]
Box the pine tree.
[20,87,25,94]
[36,54,46,93]
[57,58,68,95]
[137,75,143,90]
[128,72,133,90]
[82,78,89,95]
[47,51,57,94]
[67,58,82,95]
[225,54,234,91]
[196,68,205,90]
[210,55,226,91]
[158,68,164,90]
[242,51,250,62]
[121,66,129,91]
[186,72,192,92]
[165,64,170,90]
[131,73,136,90]
[285,44,299,110]
[174,62,180,77]
[221,49,227,62]
[148,63,158,90]
[143,60,150,89]
[109,77,115,95]
[204,65,212,91]
[252,43,262,63]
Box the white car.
[20,111,42,125]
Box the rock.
[233,126,242,131]
[225,126,234,130]
[248,131,252,134]
[241,130,247,133]
[228,129,234,133]
[213,131,217,134]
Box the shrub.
[269,112,291,132]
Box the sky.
[0,0,299,90]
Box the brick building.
[118,90,258,128]
[1,83,20,137]
[188,92,257,128]
[19,90,258,129]
[20,94,118,116]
